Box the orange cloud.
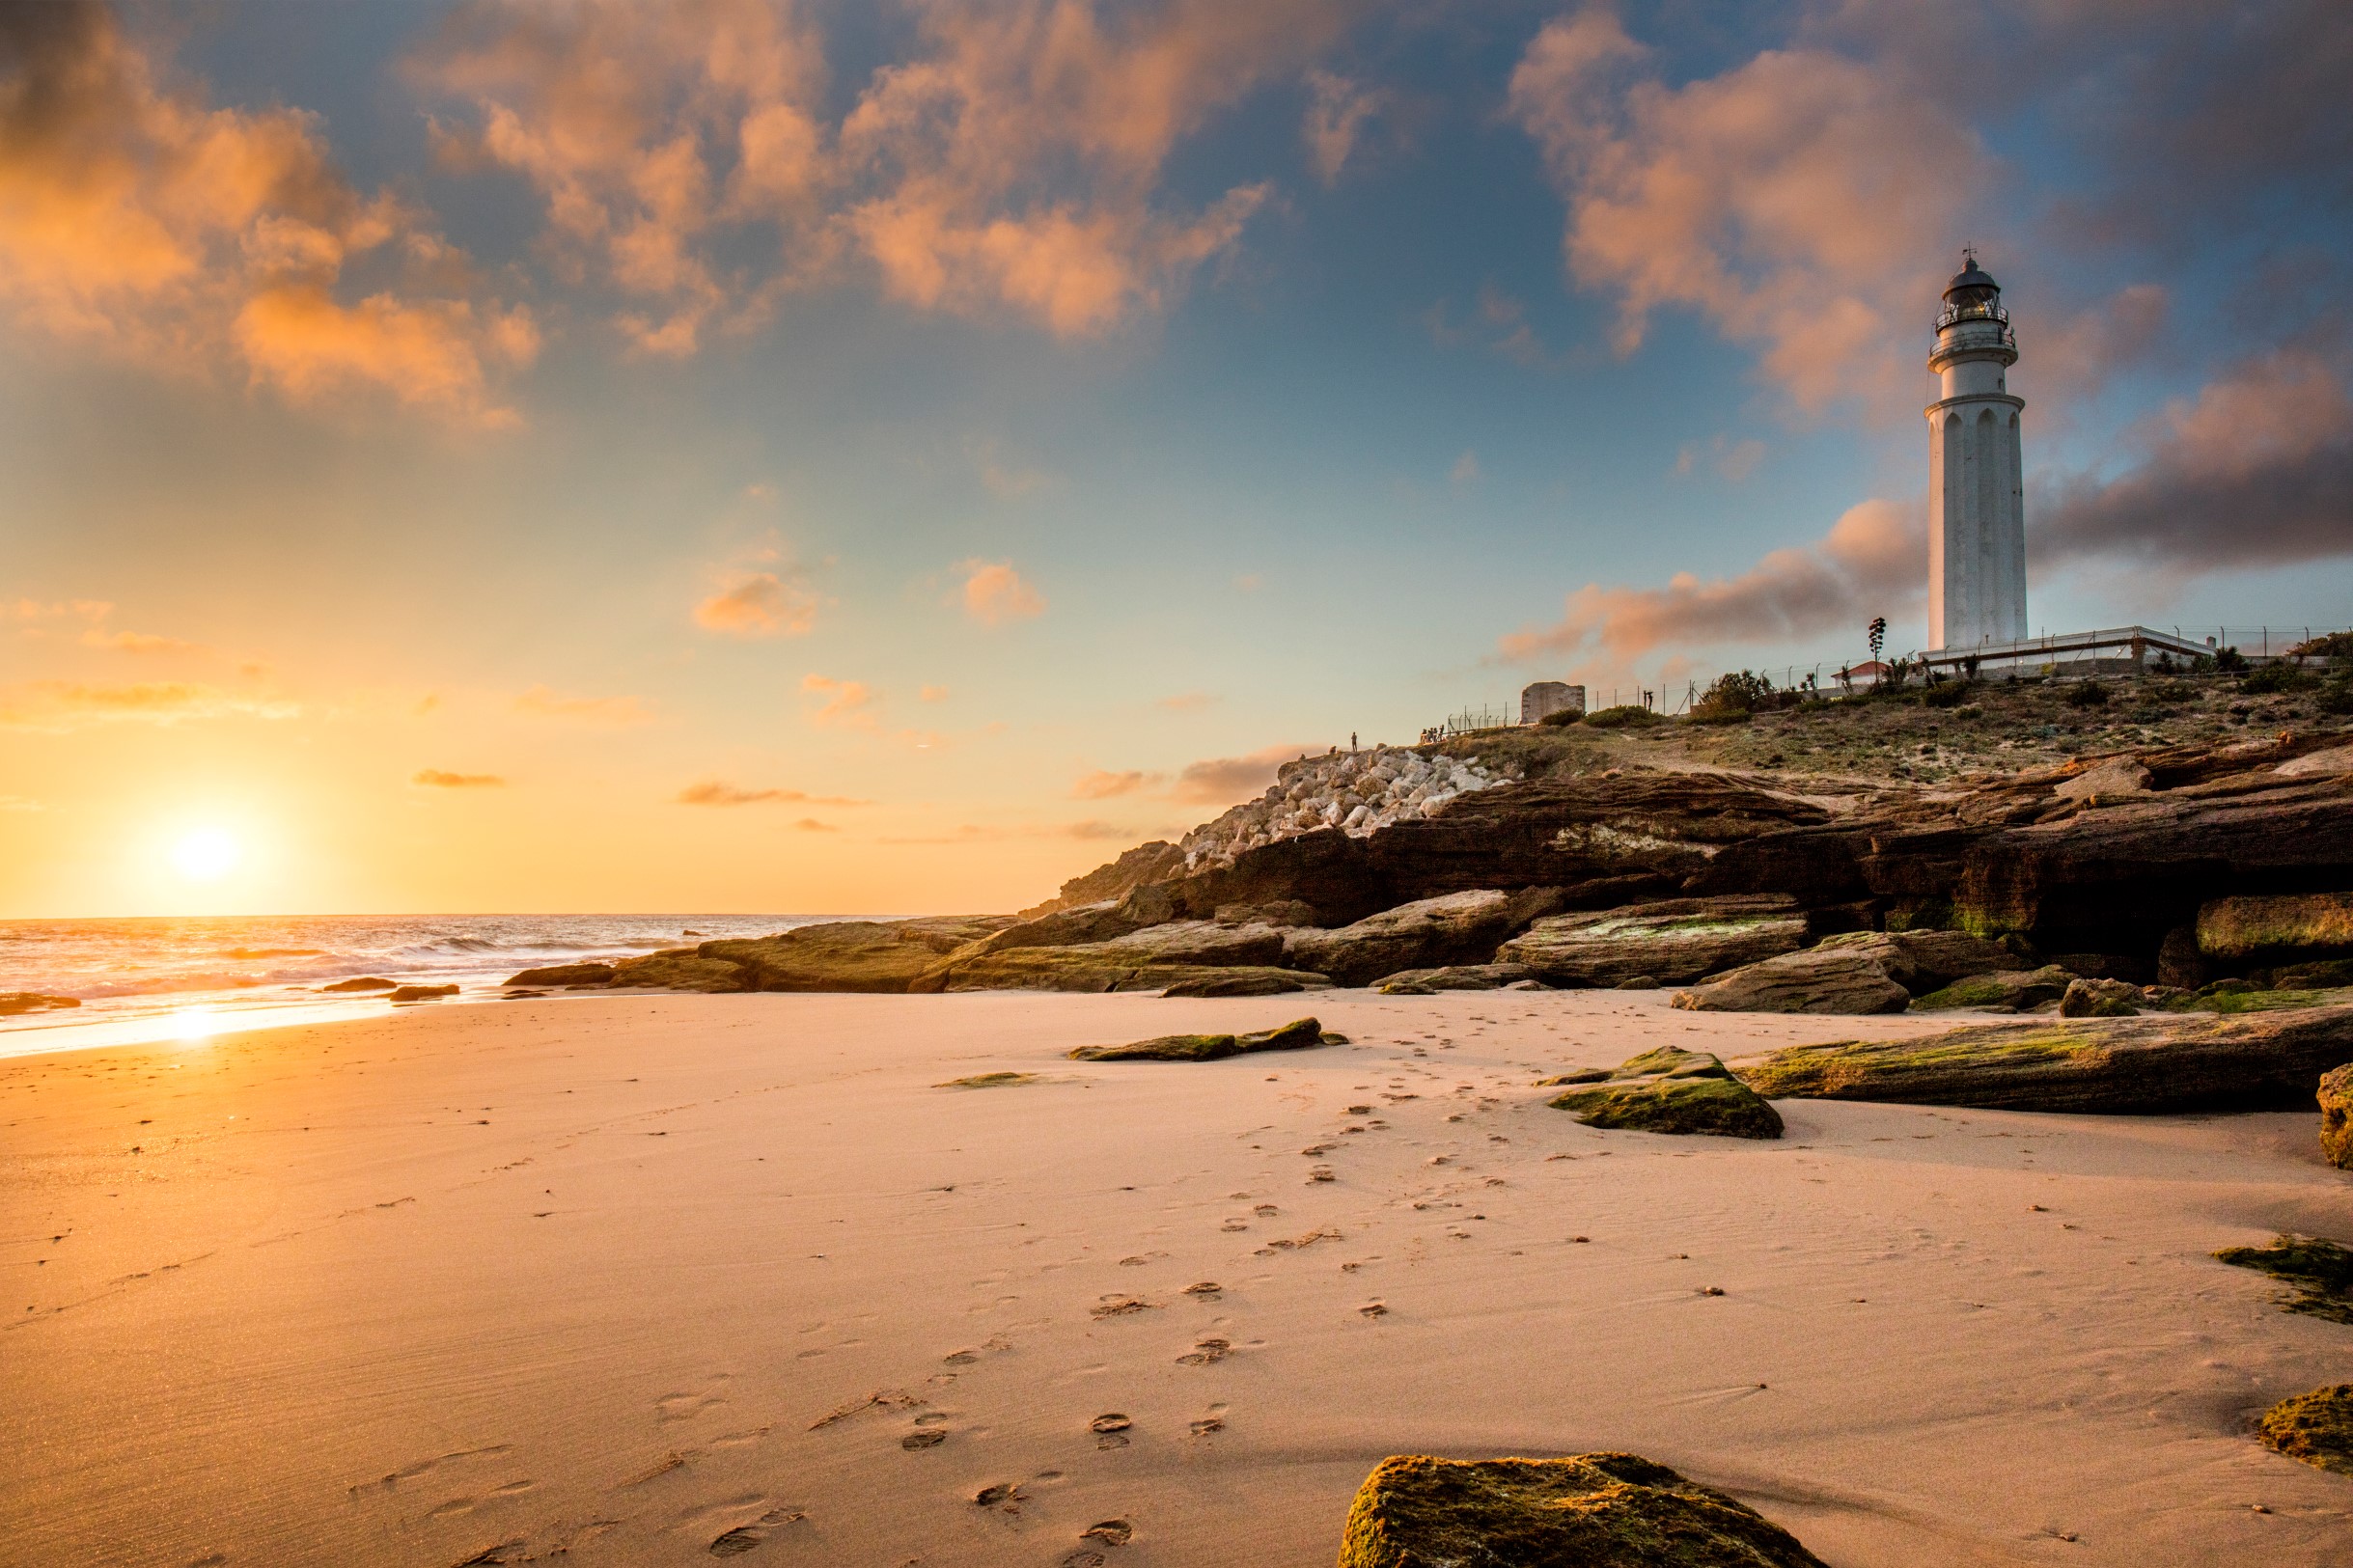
[1154,692,1217,712]
[0,679,299,730]
[1071,768,1161,800]
[800,673,877,729]
[1173,742,1319,806]
[1507,8,1990,414]
[1498,497,1922,668]
[676,780,869,807]
[412,769,506,788]
[418,0,1348,343]
[0,5,531,424]
[958,560,1044,625]
[693,569,820,637]
[917,684,950,702]
[512,684,651,724]
[80,626,203,655]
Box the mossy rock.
[1069,1016,1329,1061]
[2215,1235,2353,1324]
[1547,1047,1782,1139]
[1337,1453,1827,1568]
[606,951,754,992]
[1743,1006,2353,1114]
[1911,965,2073,1011]
[1161,970,1315,998]
[2256,1386,2353,1476]
[2323,1063,2353,1169]
[935,1072,1042,1089]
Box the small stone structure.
[1520,681,1585,723]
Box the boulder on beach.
[1546,1046,1783,1140]
[1375,963,1536,994]
[1336,1453,1826,1568]
[1068,1016,1332,1062]
[605,951,752,992]
[0,992,79,1015]
[1813,928,2015,994]
[322,977,398,993]
[502,962,616,987]
[1741,1005,2353,1114]
[386,984,458,1002]
[1158,970,1318,998]
[2214,1235,2353,1324]
[962,901,1145,954]
[1283,888,1564,987]
[1910,965,2075,1012]
[2256,1386,2353,1477]
[1498,894,1807,987]
[911,940,1330,995]
[2059,977,2142,1017]
[1671,948,1912,1015]
[2323,1064,2353,1169]
[701,917,1014,993]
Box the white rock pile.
[1178,746,1509,870]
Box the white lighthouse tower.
[1925,251,2027,649]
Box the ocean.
[0,913,825,1059]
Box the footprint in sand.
[708,1507,806,1555]
[1181,1280,1222,1298]
[1176,1337,1232,1365]
[901,1429,948,1449]
[1091,1295,1154,1317]
[973,1481,1024,1511]
[1082,1518,1135,1545]
[1090,1413,1132,1448]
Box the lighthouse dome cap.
[1944,252,2000,299]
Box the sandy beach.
[4,990,2349,1567]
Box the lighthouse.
[1925,251,2027,649]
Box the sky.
[2,0,2349,919]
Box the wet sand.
[3,989,2349,1566]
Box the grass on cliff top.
[1440,668,2352,787]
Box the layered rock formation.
[2321,1064,2353,1169]
[1175,746,1509,873]
[1337,1453,1825,1568]
[1742,1006,2353,1113]
[1282,888,1562,986]
[1500,895,1806,986]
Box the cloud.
[958,560,1045,625]
[1072,768,1161,800]
[1155,692,1217,712]
[1507,7,1992,415]
[1449,450,1480,486]
[676,779,868,806]
[0,795,42,812]
[0,679,299,730]
[792,817,837,832]
[693,568,821,637]
[879,818,1140,845]
[1174,741,1319,806]
[800,673,876,729]
[418,0,1349,344]
[412,768,506,788]
[918,684,949,702]
[1672,434,1765,483]
[0,4,531,424]
[1500,497,1922,666]
[80,626,203,654]
[512,684,651,724]
[1302,68,1382,184]
[2036,347,2353,579]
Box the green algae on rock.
[1547,1046,1783,1140]
[1910,965,2074,1011]
[934,1072,1043,1089]
[1742,1006,2353,1114]
[605,950,754,991]
[2256,1385,2353,1477]
[2214,1235,2353,1324]
[1069,1016,1331,1062]
[1337,1453,1827,1568]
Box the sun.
[170,828,241,883]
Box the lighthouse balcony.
[1934,300,2014,344]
